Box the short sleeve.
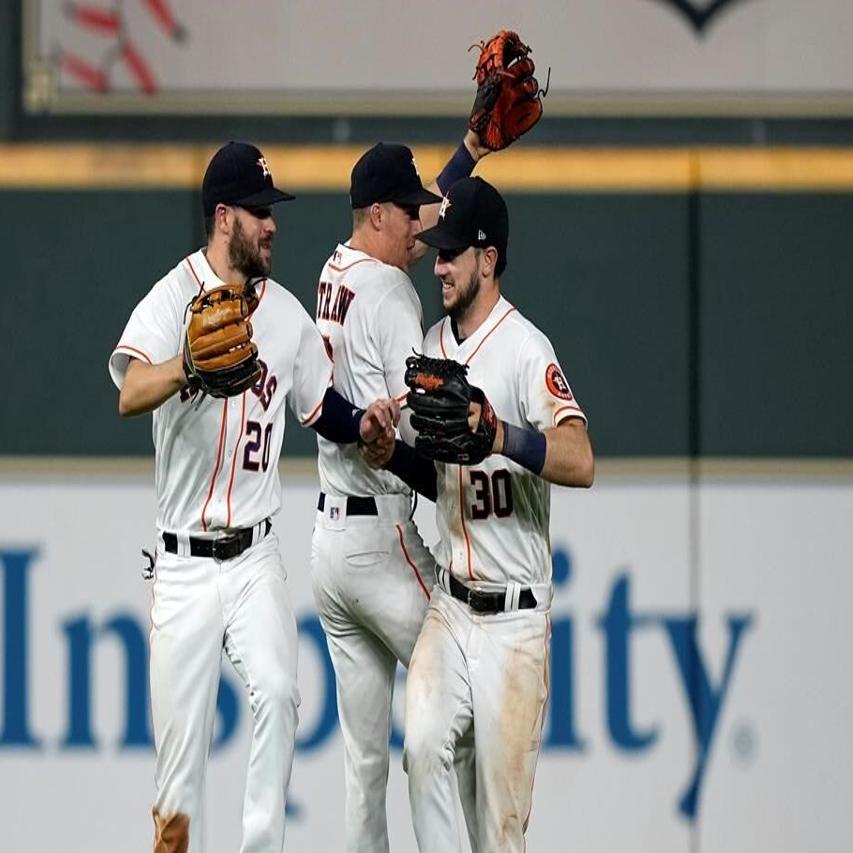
[108,278,184,389]
[291,307,334,425]
[518,331,587,432]
[376,279,424,403]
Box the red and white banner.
[23,0,853,114]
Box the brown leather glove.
[469,30,545,152]
[183,284,261,399]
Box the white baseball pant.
[149,531,299,853]
[310,492,434,853]
[404,583,551,853]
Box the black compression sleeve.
[386,440,438,502]
[311,387,364,444]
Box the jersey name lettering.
[316,281,355,325]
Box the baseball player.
[311,131,494,853]
[108,141,396,853]
[369,176,594,852]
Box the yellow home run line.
[2,144,853,191]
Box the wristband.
[436,142,477,195]
[501,422,547,475]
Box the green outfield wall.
[2,148,851,458]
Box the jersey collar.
[439,295,516,365]
[190,248,228,292]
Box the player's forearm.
[495,417,594,487]
[539,419,594,487]
[119,355,187,417]
[385,440,438,501]
[412,134,489,264]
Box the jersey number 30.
[470,469,514,519]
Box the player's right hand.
[358,398,400,445]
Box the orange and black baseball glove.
[405,354,497,465]
[468,29,546,152]
[183,284,261,399]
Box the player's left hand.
[183,284,261,399]
[468,29,546,152]
[405,354,497,465]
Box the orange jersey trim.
[200,401,229,532]
[554,404,584,425]
[457,465,474,580]
[301,392,326,427]
[185,255,205,291]
[249,279,267,318]
[114,344,153,365]
[464,306,517,365]
[225,392,248,527]
[327,258,377,274]
[438,319,450,358]
[396,524,430,600]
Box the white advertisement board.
[1,466,851,851]
[22,0,853,115]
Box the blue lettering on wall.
[61,614,153,748]
[0,547,42,748]
[0,542,755,823]
[599,575,660,750]
[662,613,754,818]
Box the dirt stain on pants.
[152,808,189,853]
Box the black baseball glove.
[405,354,497,465]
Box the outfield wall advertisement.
[22,0,853,114]
[1,468,851,851]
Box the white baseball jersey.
[421,294,587,588]
[109,248,332,534]
[315,242,422,497]
[311,241,447,852]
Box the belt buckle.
[213,534,239,561]
[466,588,487,613]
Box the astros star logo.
[257,157,271,178]
[439,196,451,219]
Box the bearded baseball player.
[310,31,547,852]
[365,176,594,852]
[108,141,396,853]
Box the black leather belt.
[162,519,271,561]
[446,570,537,614]
[317,493,378,516]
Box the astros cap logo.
[257,157,271,178]
[439,196,451,219]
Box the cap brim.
[415,223,470,250]
[389,186,444,206]
[235,186,296,208]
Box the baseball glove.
[183,284,261,399]
[405,354,497,465]
[468,29,545,152]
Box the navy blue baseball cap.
[350,143,442,209]
[202,142,295,216]
[416,177,509,254]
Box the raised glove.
[183,284,261,399]
[405,354,497,465]
[469,29,545,152]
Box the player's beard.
[229,218,271,279]
[446,271,480,322]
